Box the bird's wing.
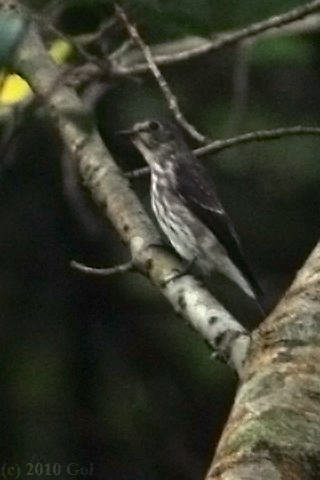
[175,159,262,299]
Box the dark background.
[0,0,319,478]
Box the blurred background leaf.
[0,11,27,65]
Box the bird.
[121,118,263,307]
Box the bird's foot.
[163,257,197,286]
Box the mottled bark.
[206,241,320,479]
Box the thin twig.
[110,39,134,60]
[115,0,320,74]
[115,4,209,144]
[71,259,134,276]
[125,166,150,179]
[73,17,117,47]
[40,0,63,20]
[195,126,320,156]
[125,125,320,178]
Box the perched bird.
[121,119,263,306]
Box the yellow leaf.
[0,73,30,104]
[49,38,73,65]
[0,39,73,105]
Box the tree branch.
[114,0,320,74]
[125,125,320,179]
[71,259,134,276]
[11,13,250,375]
[205,240,320,479]
[195,126,320,156]
[115,4,208,143]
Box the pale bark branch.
[11,14,250,375]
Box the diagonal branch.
[115,4,208,143]
[12,14,250,376]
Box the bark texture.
[206,241,320,479]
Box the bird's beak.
[117,127,136,136]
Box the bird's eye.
[149,120,161,131]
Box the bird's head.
[120,119,185,166]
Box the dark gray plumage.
[123,119,262,304]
